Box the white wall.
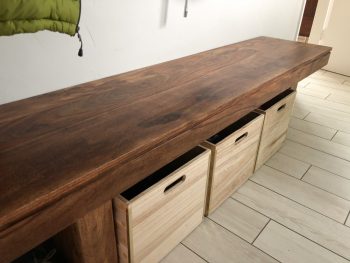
[309,0,332,44]
[0,0,305,105]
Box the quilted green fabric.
[0,0,81,36]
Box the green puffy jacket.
[0,0,81,36]
[0,0,82,54]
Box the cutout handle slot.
[164,175,186,194]
[235,132,248,145]
[277,104,286,112]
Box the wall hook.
[184,0,189,17]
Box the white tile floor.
[162,70,350,263]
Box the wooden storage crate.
[255,88,296,170]
[202,112,264,215]
[114,146,210,263]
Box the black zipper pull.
[77,26,83,57]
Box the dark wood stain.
[0,37,331,262]
[299,0,319,37]
[139,112,183,128]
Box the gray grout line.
[273,151,310,166]
[180,243,210,263]
[302,112,311,120]
[304,81,350,94]
[267,150,311,167]
[288,126,336,142]
[285,137,350,164]
[300,164,350,182]
[309,95,350,107]
[331,130,339,141]
[299,81,311,89]
[231,195,350,262]
[264,163,304,180]
[231,197,272,219]
[247,179,348,225]
[289,115,339,133]
[265,164,350,202]
[300,164,312,181]
[293,115,349,133]
[298,91,329,100]
[344,210,350,226]
[323,69,350,79]
[291,113,308,120]
[205,217,282,263]
[296,95,350,116]
[324,93,332,100]
[251,219,271,245]
[287,127,341,143]
[286,134,350,157]
[269,219,350,262]
[279,145,350,182]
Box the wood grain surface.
[0,37,331,262]
[255,90,297,170]
[54,201,118,263]
[203,114,264,214]
[115,149,209,263]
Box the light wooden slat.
[333,131,350,147]
[297,87,331,99]
[161,244,205,263]
[302,81,350,93]
[328,93,350,106]
[287,128,350,161]
[292,106,310,119]
[301,79,350,93]
[299,83,350,106]
[182,218,277,263]
[233,181,350,260]
[303,82,350,93]
[305,113,350,133]
[302,166,350,201]
[309,70,326,78]
[298,79,312,88]
[297,82,309,89]
[265,152,310,179]
[254,221,349,263]
[300,82,350,97]
[296,93,350,115]
[289,117,337,140]
[322,71,350,83]
[208,198,269,243]
[280,140,350,180]
[251,166,350,223]
[308,74,345,85]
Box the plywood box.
[114,146,210,263]
[255,89,296,170]
[202,112,264,215]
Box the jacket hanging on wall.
[0,0,83,56]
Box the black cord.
[77,26,83,57]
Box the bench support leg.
[55,201,118,263]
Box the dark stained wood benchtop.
[0,36,331,262]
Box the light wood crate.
[202,112,264,215]
[114,146,210,263]
[255,89,296,170]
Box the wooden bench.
[0,36,331,263]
